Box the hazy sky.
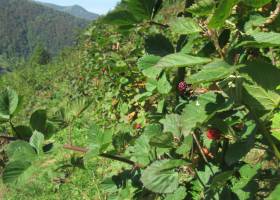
[38,0,120,14]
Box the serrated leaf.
[87,124,113,153]
[240,59,280,92]
[244,15,266,34]
[2,161,32,185]
[208,0,239,28]
[188,60,244,84]
[149,132,174,148]
[144,34,174,56]
[143,123,162,138]
[169,18,202,35]
[6,141,37,162]
[238,31,280,48]
[155,53,211,68]
[160,114,183,137]
[157,73,172,94]
[187,0,215,16]
[164,186,187,200]
[125,135,152,166]
[225,121,257,165]
[239,59,280,115]
[103,10,139,26]
[243,83,280,114]
[141,159,188,193]
[176,135,193,155]
[181,92,232,135]
[138,55,162,79]
[210,171,234,190]
[233,164,260,191]
[103,0,160,26]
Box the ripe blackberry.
[177,81,187,93]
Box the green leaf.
[6,141,37,162]
[225,121,257,165]
[164,186,187,200]
[210,171,234,190]
[155,53,211,69]
[176,135,193,155]
[143,123,162,138]
[125,0,159,21]
[157,73,172,94]
[169,18,202,35]
[232,164,259,192]
[149,132,174,148]
[141,159,188,193]
[181,92,232,135]
[138,55,162,79]
[239,59,280,115]
[243,84,280,114]
[240,59,280,92]
[0,87,19,121]
[242,0,271,8]
[238,31,280,48]
[188,60,244,84]
[271,113,280,141]
[87,125,113,153]
[103,10,139,26]
[244,15,266,34]
[103,0,159,26]
[125,135,152,166]
[187,0,215,16]
[208,0,239,28]
[30,109,47,133]
[144,34,174,56]
[14,125,33,140]
[29,131,45,155]
[266,184,280,200]
[2,160,32,185]
[160,114,183,137]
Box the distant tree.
[30,43,51,65]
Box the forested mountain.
[0,0,89,58]
[37,2,99,20]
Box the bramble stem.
[262,3,280,28]
[63,144,144,168]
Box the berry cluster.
[206,128,221,140]
[134,123,142,129]
[177,81,188,93]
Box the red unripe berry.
[177,81,187,93]
[134,123,142,129]
[206,128,221,140]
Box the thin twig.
[149,21,169,28]
[0,135,17,141]
[191,132,209,164]
[63,144,144,168]
[262,3,280,28]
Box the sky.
[38,0,120,14]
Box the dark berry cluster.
[177,81,187,93]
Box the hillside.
[0,0,89,58]
[37,2,99,20]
